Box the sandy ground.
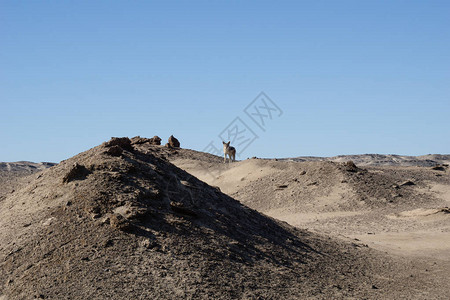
[171,156,450,297]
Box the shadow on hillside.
[124,149,323,267]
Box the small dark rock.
[149,136,162,145]
[432,165,445,171]
[168,135,180,148]
[103,239,114,247]
[104,145,123,157]
[110,214,133,231]
[105,137,133,151]
[140,239,158,249]
[62,163,90,183]
[400,180,415,186]
[127,206,150,221]
[170,201,197,217]
[344,161,358,172]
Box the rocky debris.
[113,204,150,221]
[344,161,358,172]
[168,135,180,148]
[431,165,446,171]
[440,207,450,214]
[131,136,162,145]
[276,184,289,190]
[109,213,133,231]
[104,145,123,157]
[62,163,90,183]
[149,136,162,145]
[400,180,415,186]
[104,137,133,151]
[169,201,198,217]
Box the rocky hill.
[0,138,401,299]
[2,138,448,299]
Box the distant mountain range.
[2,153,450,172]
[279,154,450,167]
[0,161,57,173]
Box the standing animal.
[222,141,236,163]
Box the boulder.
[344,161,358,172]
[62,163,90,183]
[105,137,133,151]
[168,135,180,148]
[131,136,162,145]
[104,145,123,157]
[149,136,162,145]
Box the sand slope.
[170,150,450,298]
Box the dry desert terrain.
[0,138,449,299]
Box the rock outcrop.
[168,135,180,148]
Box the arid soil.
[1,141,449,299]
[0,162,56,200]
[171,149,450,299]
[283,154,450,167]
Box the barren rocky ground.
[1,139,449,299]
[171,149,450,299]
[283,153,450,167]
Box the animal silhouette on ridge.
[222,141,236,163]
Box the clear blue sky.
[1,1,449,162]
